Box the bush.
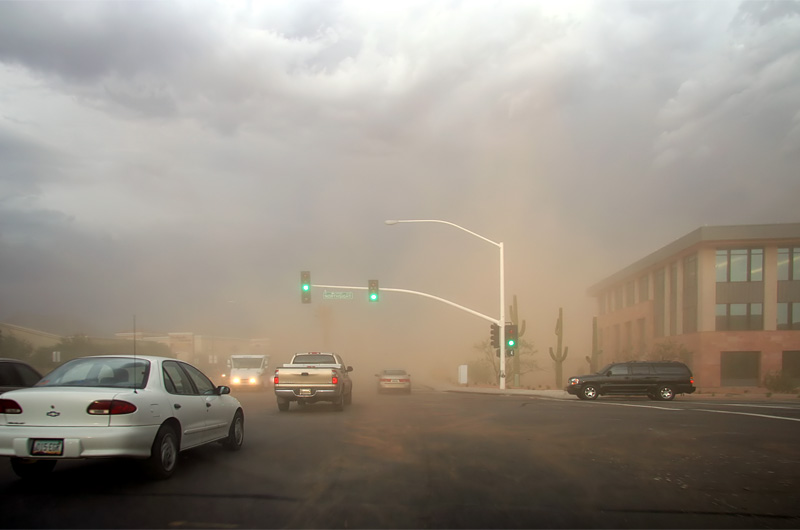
[763,371,798,393]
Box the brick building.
[588,223,800,390]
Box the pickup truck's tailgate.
[274,367,337,386]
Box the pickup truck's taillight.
[274,375,279,384]
[332,376,339,385]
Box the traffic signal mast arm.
[312,283,500,324]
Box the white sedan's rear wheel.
[146,425,179,480]
[223,410,244,451]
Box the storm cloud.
[1,0,799,380]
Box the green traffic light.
[507,339,515,347]
[370,293,378,301]
[302,284,310,291]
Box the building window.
[624,321,632,355]
[777,303,800,330]
[778,248,800,281]
[669,262,678,336]
[638,275,649,303]
[716,248,763,282]
[721,351,761,386]
[683,255,698,333]
[654,269,665,338]
[636,318,646,356]
[716,303,763,331]
[783,351,800,388]
[625,281,635,307]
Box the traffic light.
[368,280,379,302]
[301,271,311,303]
[505,324,518,351]
[490,323,500,348]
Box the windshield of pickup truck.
[292,354,336,364]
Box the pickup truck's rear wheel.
[344,389,352,405]
[277,398,290,412]
[333,395,344,411]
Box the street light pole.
[385,219,507,389]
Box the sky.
[1,0,799,383]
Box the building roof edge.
[587,222,800,296]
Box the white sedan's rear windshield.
[36,357,151,389]
[293,354,336,364]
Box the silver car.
[0,355,244,480]
[376,369,412,394]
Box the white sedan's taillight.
[0,399,22,414]
[87,400,137,415]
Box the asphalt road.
[2,384,799,529]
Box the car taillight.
[274,375,279,384]
[0,399,22,414]
[690,377,694,384]
[87,400,137,415]
[332,376,339,385]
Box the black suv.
[566,361,696,401]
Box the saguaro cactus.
[549,307,568,388]
[585,316,603,372]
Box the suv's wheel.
[277,398,290,412]
[657,385,675,401]
[581,385,599,400]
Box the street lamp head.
[384,220,399,225]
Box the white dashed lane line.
[590,401,800,422]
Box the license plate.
[391,379,399,383]
[299,388,312,396]
[32,439,63,456]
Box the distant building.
[115,331,268,375]
[588,223,800,390]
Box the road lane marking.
[593,402,678,411]
[693,408,800,422]
[590,401,800,422]
[688,402,800,410]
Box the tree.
[0,330,34,360]
[645,339,693,365]
[32,334,172,370]
[471,338,540,387]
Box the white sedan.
[0,355,244,480]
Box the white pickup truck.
[273,352,353,412]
